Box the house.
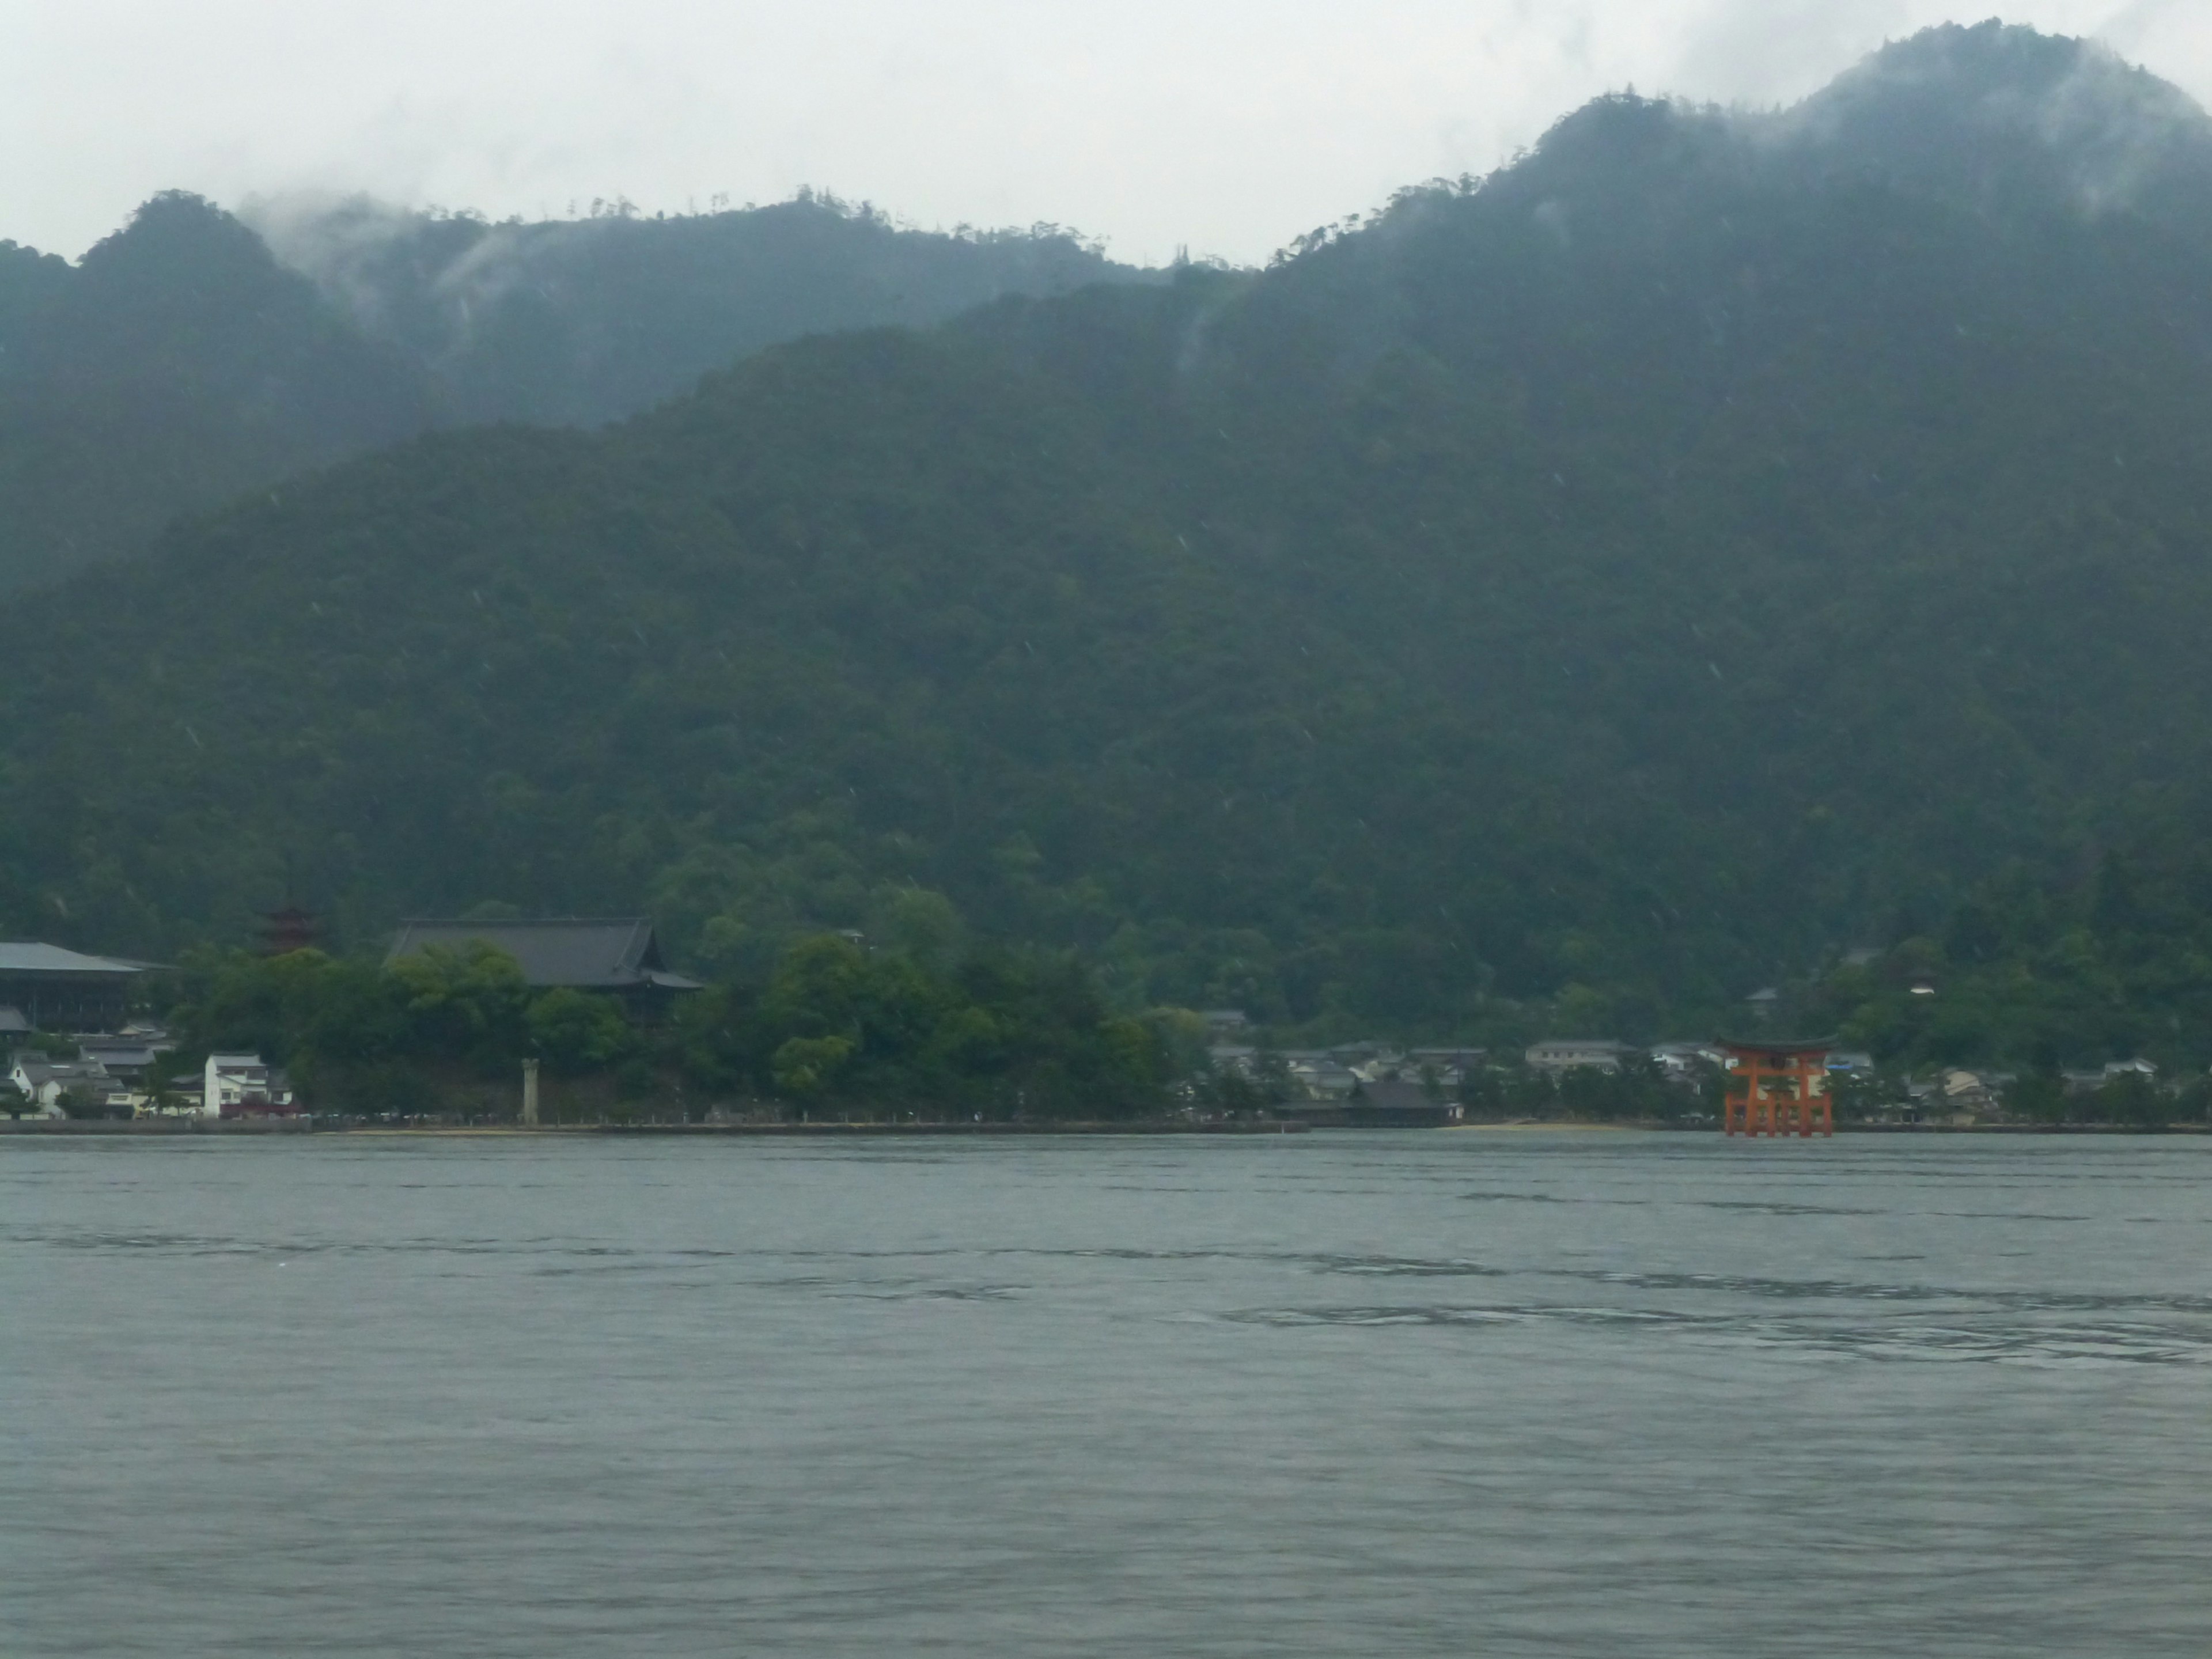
[2062,1058,2159,1096]
[1201,1010,1251,1037]
[1649,1042,1723,1085]
[0,943,154,1033]
[1344,1078,1465,1124]
[1285,1058,1362,1100]
[384,917,702,1018]
[1938,1069,2000,1123]
[1405,1046,1486,1075]
[1344,1050,1403,1084]
[203,1054,297,1119]
[1328,1041,1389,1067]
[1340,1048,1483,1090]
[77,1031,173,1084]
[1525,1039,1628,1075]
[7,1055,127,1118]
[1271,1077,1465,1126]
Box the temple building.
[383,917,702,1018]
[0,943,154,1033]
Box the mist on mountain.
[1770,21,2212,228]
[0,193,427,591]
[0,191,1152,592]
[240,188,1157,427]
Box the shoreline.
[0,1118,1319,1138]
[3,1118,2208,1139]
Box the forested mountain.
[0,195,428,591]
[0,194,1147,590]
[245,191,1154,428]
[7,22,2212,1060]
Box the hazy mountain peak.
[1775,21,2212,223]
[38,188,374,385]
[74,190,287,294]
[236,189,1156,427]
[1293,22,2212,293]
[1515,91,1736,185]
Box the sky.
[9,1,2212,267]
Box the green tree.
[387,942,530,1065]
[526,988,637,1074]
[772,1035,855,1099]
[58,1085,127,1120]
[2003,1068,2067,1126]
[2089,1071,2171,1129]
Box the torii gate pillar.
[1719,1039,1835,1138]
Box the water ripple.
[1215,1301,2212,1365]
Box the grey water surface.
[5,1131,2210,1657]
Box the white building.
[1525,1039,1628,1074]
[7,1055,124,1118]
[203,1054,293,1118]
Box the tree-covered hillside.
[0,194,429,592]
[0,192,1149,592]
[7,23,2212,1059]
[246,191,1156,428]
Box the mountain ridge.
[0,191,1154,592]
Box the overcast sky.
[9,2,2210,266]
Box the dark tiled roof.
[77,1039,164,1067]
[384,918,701,991]
[13,1059,114,1086]
[0,943,148,976]
[1351,1079,1454,1111]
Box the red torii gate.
[1719,1037,1835,1138]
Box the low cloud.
[8,1,2212,266]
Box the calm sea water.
[5,1131,2210,1657]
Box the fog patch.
[1749,21,2212,219]
[240,191,595,350]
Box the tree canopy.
[167,934,1171,1120]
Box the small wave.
[1313,1255,1506,1278]
[1562,1268,2212,1316]
[1219,1303,1717,1331]
[1738,1317,2212,1367]
[1215,1301,2212,1365]
[1458,1190,1577,1204]
[839,1283,1029,1303]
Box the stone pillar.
[522,1059,540,1127]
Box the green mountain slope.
[7,24,2212,1051]
[0,193,1150,592]
[0,194,430,591]
[247,191,1157,427]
